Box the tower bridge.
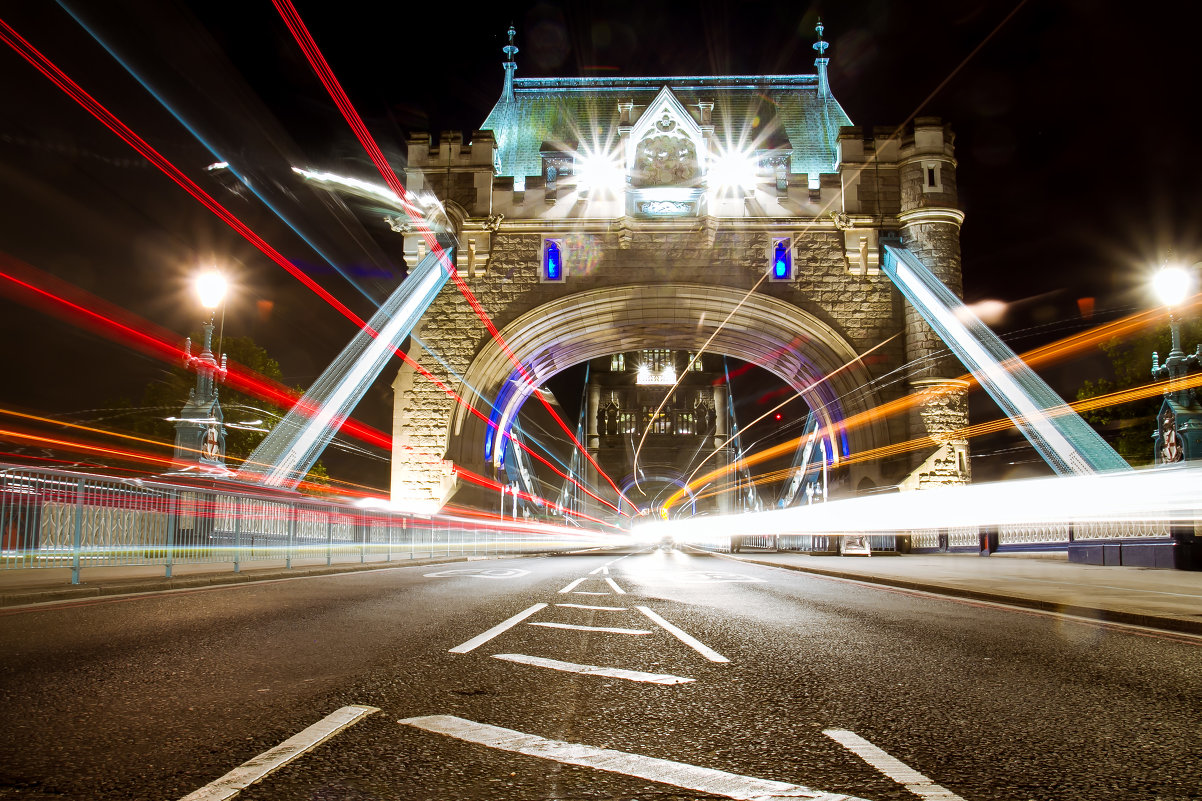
[384,24,971,513]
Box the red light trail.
[271,0,634,515]
[0,16,623,517]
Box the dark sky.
[1,0,1199,486]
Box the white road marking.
[399,715,864,801]
[556,603,627,611]
[492,653,695,685]
[558,577,588,593]
[824,729,965,801]
[636,606,729,663]
[528,621,652,635]
[589,565,610,575]
[604,577,627,594]
[571,591,609,595]
[449,603,548,653]
[179,705,378,801]
[423,568,530,579]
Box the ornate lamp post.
[1150,262,1202,464]
[170,271,230,474]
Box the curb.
[711,552,1202,637]
[0,554,525,609]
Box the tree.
[110,332,331,489]
[1076,318,1202,466]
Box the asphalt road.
[0,547,1199,801]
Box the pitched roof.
[480,74,852,183]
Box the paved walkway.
[715,550,1202,635]
[3,550,1201,636]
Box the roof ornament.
[813,19,831,98]
[502,24,519,102]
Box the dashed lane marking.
[492,653,695,684]
[636,605,729,663]
[449,603,548,654]
[558,577,588,593]
[824,729,965,801]
[528,621,652,635]
[604,576,627,594]
[179,705,378,801]
[556,603,627,611]
[398,715,866,801]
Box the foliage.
[110,332,329,485]
[1076,318,1202,466]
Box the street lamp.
[168,270,230,474]
[1150,261,1201,464]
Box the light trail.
[0,16,618,516]
[270,0,633,515]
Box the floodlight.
[576,149,625,194]
[708,146,758,192]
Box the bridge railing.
[0,464,595,584]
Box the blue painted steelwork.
[881,243,1129,475]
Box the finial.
[813,19,829,56]
[503,24,519,63]
[502,24,519,102]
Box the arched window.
[770,238,792,281]
[542,238,564,281]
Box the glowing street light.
[1149,259,1201,466]
[195,270,228,311]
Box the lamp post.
[170,271,230,474]
[1150,262,1202,464]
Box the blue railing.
[0,464,596,584]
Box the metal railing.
[0,464,595,584]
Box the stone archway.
[400,282,895,511]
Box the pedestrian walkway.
[0,555,497,608]
[714,549,1202,636]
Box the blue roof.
[480,74,852,182]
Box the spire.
[502,24,519,102]
[813,19,830,98]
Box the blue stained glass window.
[544,240,562,280]
[772,239,791,280]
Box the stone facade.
[389,75,970,513]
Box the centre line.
[492,653,695,684]
[558,577,588,593]
[399,715,864,801]
[636,606,729,663]
[180,705,378,801]
[824,729,965,801]
[528,621,652,635]
[604,577,627,594]
[556,603,627,611]
[449,603,548,653]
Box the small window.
[769,237,792,281]
[687,353,703,371]
[921,161,942,193]
[610,353,625,371]
[541,238,564,281]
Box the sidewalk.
[0,555,500,608]
[713,550,1202,636]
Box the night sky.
[1,0,1199,488]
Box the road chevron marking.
[604,576,627,594]
[179,705,378,801]
[559,577,588,593]
[636,605,730,663]
[449,603,547,654]
[556,603,627,610]
[399,715,867,801]
[823,730,965,801]
[492,653,695,684]
[527,621,652,635]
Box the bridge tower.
[382,24,970,515]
